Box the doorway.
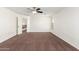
[16,16,29,35]
[22,17,27,33]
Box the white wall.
[30,15,51,32]
[51,7,79,49]
[22,18,27,25]
[0,8,18,43]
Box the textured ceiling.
[6,7,64,16]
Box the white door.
[17,16,22,34]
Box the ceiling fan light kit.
[32,11,37,14]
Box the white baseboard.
[0,32,16,43]
[50,31,79,50]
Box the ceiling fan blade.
[27,7,43,14]
[36,8,41,10]
[37,11,43,13]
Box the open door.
[16,17,18,35]
[16,16,22,35]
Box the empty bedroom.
[0,7,79,51]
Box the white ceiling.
[6,7,64,16]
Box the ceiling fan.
[27,7,43,14]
